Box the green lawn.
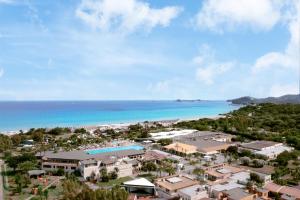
[97,176,132,187]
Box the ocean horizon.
[0,100,239,132]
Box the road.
[0,159,4,200]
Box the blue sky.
[0,0,299,100]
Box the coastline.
[0,114,224,135]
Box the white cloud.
[76,0,182,33]
[253,0,299,72]
[194,45,234,85]
[195,0,282,32]
[0,68,4,78]
[269,84,298,97]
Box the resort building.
[176,137,231,155]
[36,145,145,178]
[150,129,197,140]
[164,142,198,155]
[180,131,234,142]
[155,175,199,196]
[178,185,209,200]
[79,157,133,180]
[240,141,293,159]
[141,150,168,164]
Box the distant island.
[176,99,202,102]
[228,94,300,105]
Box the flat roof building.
[178,185,208,200]
[264,182,300,199]
[150,129,196,140]
[36,145,145,175]
[180,131,233,143]
[240,141,293,159]
[155,175,199,196]
[223,188,256,200]
[240,141,281,151]
[164,142,198,155]
[177,137,230,155]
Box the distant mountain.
[228,94,300,105]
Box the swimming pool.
[86,145,144,155]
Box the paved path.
[0,159,4,200]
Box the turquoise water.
[86,145,144,155]
[0,100,239,131]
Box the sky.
[0,0,299,100]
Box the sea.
[0,100,239,132]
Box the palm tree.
[44,189,49,200]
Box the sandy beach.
[0,114,224,135]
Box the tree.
[38,185,43,199]
[14,174,28,193]
[240,157,251,166]
[56,168,65,176]
[141,162,157,172]
[7,156,19,171]
[157,138,173,146]
[44,189,49,200]
[240,150,253,157]
[226,146,238,155]
[74,128,87,134]
[32,131,44,143]
[252,159,264,168]
[100,168,109,182]
[11,134,22,146]
[165,166,176,176]
[62,179,81,200]
[193,168,204,176]
[0,134,12,152]
[18,161,36,172]
[275,151,298,166]
[109,171,118,180]
[250,172,263,184]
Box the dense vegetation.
[62,179,128,200]
[175,103,300,149]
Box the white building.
[79,157,133,180]
[150,129,196,140]
[240,141,293,159]
[178,185,208,200]
[123,178,156,196]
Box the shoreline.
[0,114,224,135]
